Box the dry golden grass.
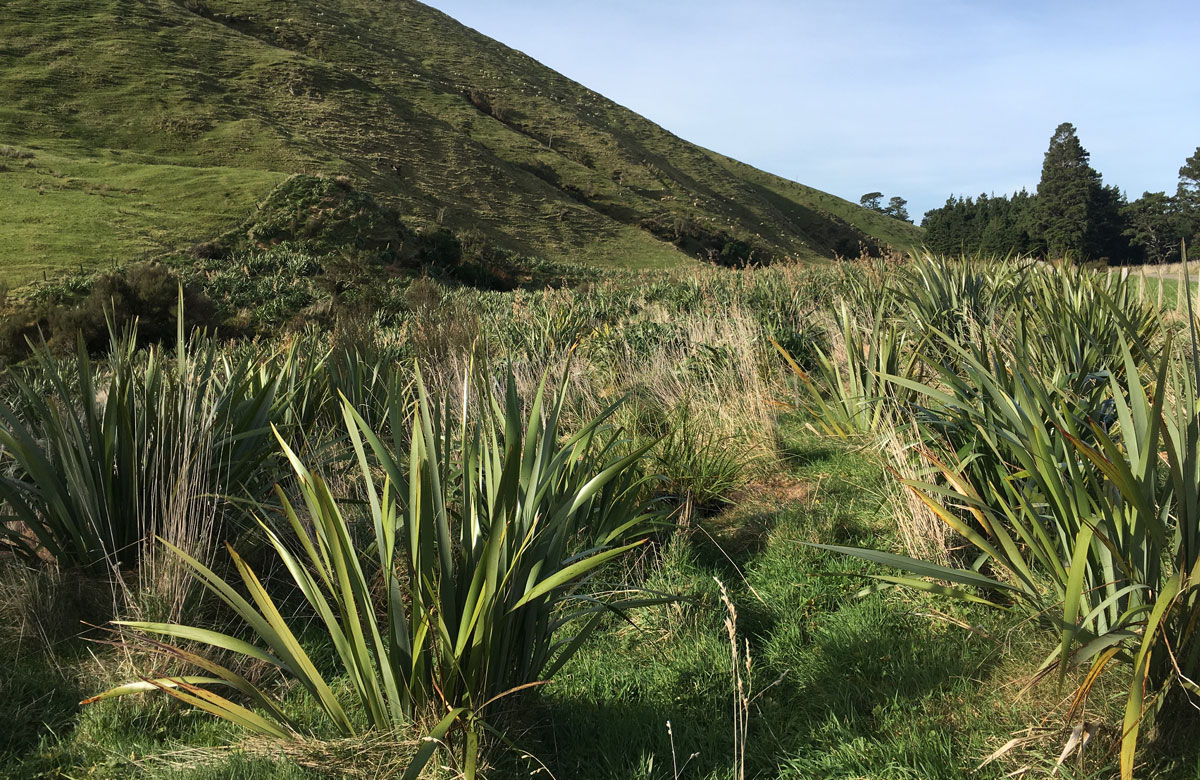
[878,417,950,565]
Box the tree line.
[921,123,1200,263]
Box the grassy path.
[511,421,1058,780]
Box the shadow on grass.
[688,508,777,583]
[0,651,86,761]
[776,439,845,471]
[771,420,874,480]
[524,595,1000,780]
[0,562,116,766]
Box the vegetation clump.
[778,253,1200,779]
[0,262,217,360]
[639,215,776,267]
[6,254,1200,779]
[230,175,407,262]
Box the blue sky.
[423,0,1199,222]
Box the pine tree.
[1176,147,1200,249]
[1009,189,1041,256]
[1034,122,1103,258]
[922,196,969,255]
[1087,183,1132,262]
[883,196,910,222]
[922,191,1038,257]
[1123,191,1183,264]
[1179,148,1200,205]
[859,192,883,211]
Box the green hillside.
[0,0,921,283]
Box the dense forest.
[922,123,1200,263]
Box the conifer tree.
[1123,191,1182,264]
[1088,183,1130,261]
[884,196,911,222]
[1034,122,1102,258]
[859,192,883,211]
[922,190,1038,257]
[1031,123,1135,261]
[1177,147,1200,248]
[1179,147,1200,206]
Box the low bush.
[654,413,749,513]
[0,262,218,360]
[775,299,917,438]
[0,329,321,576]
[409,227,462,269]
[94,366,667,776]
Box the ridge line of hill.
[0,0,922,284]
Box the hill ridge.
[0,0,921,282]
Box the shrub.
[0,329,318,572]
[238,175,407,262]
[654,414,749,513]
[0,145,34,159]
[641,216,773,266]
[717,238,755,268]
[465,89,492,115]
[0,306,47,365]
[92,366,666,775]
[816,274,1197,779]
[775,299,918,438]
[0,262,219,360]
[409,227,462,269]
[188,240,227,260]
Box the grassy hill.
[0,0,922,284]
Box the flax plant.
[895,253,1025,347]
[1014,263,1160,384]
[774,300,918,438]
[820,306,1200,778]
[0,321,313,570]
[91,364,665,777]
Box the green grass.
[1129,274,1199,312]
[483,422,1127,780]
[0,146,282,285]
[1,0,920,280]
